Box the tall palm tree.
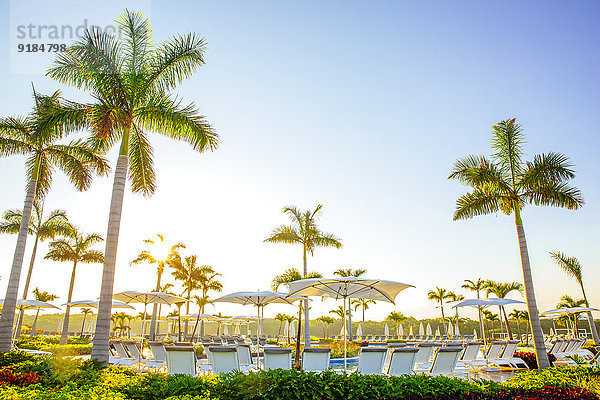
[80,308,93,337]
[44,222,104,344]
[316,316,334,338]
[334,268,366,341]
[448,118,584,368]
[461,278,487,341]
[155,283,174,335]
[385,311,407,336]
[557,295,586,338]
[47,10,219,363]
[30,288,58,336]
[171,254,206,334]
[272,267,323,362]
[550,251,599,343]
[0,90,108,352]
[484,280,524,340]
[427,287,452,334]
[130,234,184,340]
[352,298,376,333]
[194,266,222,338]
[265,204,342,347]
[274,313,287,336]
[1,202,70,336]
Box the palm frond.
[550,251,583,283]
[117,10,153,77]
[520,152,576,187]
[490,118,525,180]
[264,225,301,244]
[80,250,104,264]
[128,125,156,196]
[452,189,501,220]
[521,181,584,210]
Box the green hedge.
[1,352,600,400]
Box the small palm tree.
[449,118,584,368]
[80,308,93,337]
[47,10,220,363]
[461,278,486,340]
[427,287,453,334]
[272,267,322,363]
[316,316,334,338]
[508,309,522,341]
[284,315,297,342]
[194,266,222,338]
[265,204,342,346]
[130,234,184,340]
[171,254,208,334]
[334,268,366,341]
[550,251,599,343]
[329,306,348,320]
[557,295,586,337]
[0,202,70,336]
[0,90,108,352]
[274,313,287,336]
[45,222,104,344]
[484,280,524,340]
[352,298,376,333]
[30,288,58,336]
[385,311,407,336]
[483,310,500,337]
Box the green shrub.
[508,366,600,396]
[0,351,35,367]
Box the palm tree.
[334,268,366,341]
[111,312,131,337]
[80,308,93,337]
[427,287,452,334]
[155,283,174,335]
[352,298,376,333]
[130,234,184,340]
[550,251,599,343]
[1,203,70,337]
[448,118,584,368]
[484,280,524,340]
[45,222,104,344]
[171,254,207,334]
[193,266,222,339]
[316,316,334,338]
[284,315,297,342]
[265,204,342,347]
[461,278,487,341]
[47,10,220,363]
[557,295,586,337]
[483,310,500,337]
[385,311,407,336]
[30,288,58,336]
[0,90,108,352]
[508,309,523,342]
[274,313,287,336]
[272,267,323,362]
[329,306,348,319]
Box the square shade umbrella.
[286,277,414,370]
[113,291,187,338]
[65,299,135,309]
[1,299,60,340]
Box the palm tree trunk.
[149,272,162,340]
[81,315,87,337]
[91,154,129,364]
[440,304,447,335]
[61,260,78,345]
[501,306,513,340]
[302,245,311,348]
[516,317,522,341]
[348,298,353,341]
[362,306,366,334]
[515,219,550,369]
[0,177,37,352]
[580,283,600,343]
[15,235,40,338]
[31,309,40,336]
[295,305,302,364]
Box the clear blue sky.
[0,0,598,322]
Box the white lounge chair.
[386,347,418,376]
[111,340,137,366]
[357,347,387,375]
[496,340,528,370]
[235,344,258,372]
[427,347,467,378]
[165,346,197,376]
[302,348,331,372]
[470,341,505,372]
[413,343,435,370]
[123,340,146,367]
[210,346,240,375]
[146,341,167,370]
[263,347,292,370]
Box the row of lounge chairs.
[108,339,537,378]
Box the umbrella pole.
[343,297,347,371]
[257,305,261,369]
[142,303,148,339]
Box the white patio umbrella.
[214,291,306,367]
[454,322,460,336]
[65,299,135,309]
[426,323,432,336]
[448,322,454,336]
[452,298,496,342]
[289,320,295,338]
[473,328,477,339]
[287,277,414,370]
[398,324,404,336]
[434,327,440,336]
[188,313,220,342]
[283,320,289,338]
[409,325,414,336]
[113,291,187,338]
[356,324,363,337]
[418,322,424,336]
[1,299,60,339]
[384,323,390,337]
